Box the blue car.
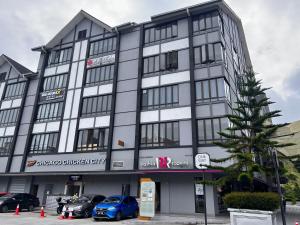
[92,195,139,221]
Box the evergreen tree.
[209,69,292,190]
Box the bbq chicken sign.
[86,54,115,68]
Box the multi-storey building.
[0,0,251,215]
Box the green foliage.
[223,192,280,211]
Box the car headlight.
[108,206,117,211]
[73,206,82,211]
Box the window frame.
[89,36,117,57]
[76,128,109,152]
[29,132,59,154]
[144,21,178,45]
[3,81,26,100]
[85,64,114,87]
[0,136,13,156]
[81,94,112,117]
[36,101,64,122]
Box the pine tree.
[209,69,292,191]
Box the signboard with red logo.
[141,156,190,169]
[86,54,115,68]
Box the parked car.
[0,193,40,213]
[65,194,105,218]
[92,195,139,221]
[0,192,8,197]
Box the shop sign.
[112,161,124,168]
[86,54,115,68]
[40,88,64,102]
[69,175,82,182]
[26,158,106,167]
[139,180,155,218]
[142,156,189,169]
[195,183,204,195]
[195,153,210,169]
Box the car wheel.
[115,211,122,221]
[133,210,139,218]
[84,209,90,218]
[1,205,8,213]
[28,205,34,212]
[93,218,100,221]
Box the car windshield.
[71,196,90,204]
[103,197,121,203]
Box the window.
[0,72,6,82]
[0,108,19,126]
[193,11,220,32]
[81,95,112,117]
[143,51,178,77]
[197,117,228,144]
[36,102,64,122]
[48,48,72,66]
[85,64,114,86]
[194,43,223,65]
[140,121,179,148]
[89,37,117,56]
[4,82,26,99]
[0,137,13,156]
[195,78,229,103]
[42,74,68,92]
[30,133,59,154]
[144,21,178,44]
[77,29,87,40]
[76,128,109,151]
[142,85,179,110]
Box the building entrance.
[155,182,161,212]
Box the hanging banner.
[86,54,115,68]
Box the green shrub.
[223,192,280,211]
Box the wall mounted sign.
[69,175,82,182]
[195,153,210,169]
[112,161,124,168]
[26,158,105,167]
[40,88,64,102]
[86,54,115,68]
[195,183,204,195]
[139,178,155,218]
[142,156,189,169]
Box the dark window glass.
[142,85,179,110]
[140,121,179,148]
[193,11,220,32]
[77,30,87,40]
[77,128,108,151]
[36,102,64,122]
[0,108,19,126]
[0,72,6,82]
[194,43,223,65]
[0,137,13,156]
[81,95,112,116]
[4,82,26,99]
[30,133,58,154]
[197,117,227,144]
[144,22,178,44]
[42,74,67,92]
[85,65,114,86]
[89,37,117,56]
[195,78,228,103]
[48,48,72,66]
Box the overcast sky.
[0,0,299,124]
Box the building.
[0,0,251,215]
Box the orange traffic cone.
[58,206,66,220]
[40,206,45,218]
[68,210,74,220]
[15,204,20,215]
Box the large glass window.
[42,74,68,92]
[193,11,220,32]
[89,37,117,56]
[36,102,64,122]
[76,128,109,151]
[140,121,179,148]
[0,108,19,126]
[85,64,114,86]
[194,43,223,65]
[81,95,112,117]
[195,78,229,103]
[143,51,178,77]
[30,133,59,154]
[4,82,26,99]
[197,117,228,144]
[142,85,179,110]
[48,48,72,66]
[144,21,178,44]
[0,137,13,156]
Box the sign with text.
[86,54,115,68]
[139,179,155,218]
[40,88,64,102]
[141,156,189,169]
[195,153,210,169]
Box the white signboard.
[139,181,156,218]
[195,153,210,169]
[86,54,115,68]
[195,183,204,195]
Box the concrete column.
[205,183,219,216]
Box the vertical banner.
[139,178,155,219]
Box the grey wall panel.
[27,78,39,95]
[20,106,34,124]
[112,125,136,149]
[14,135,27,155]
[179,83,191,106]
[0,176,9,192]
[118,60,139,81]
[17,123,30,136]
[178,49,190,71]
[110,150,134,170]
[24,95,35,107]
[179,120,193,146]
[91,22,104,37]
[9,156,23,173]
[198,146,232,167]
[119,48,139,62]
[178,19,188,38]
[0,157,8,173]
[116,79,138,92]
[0,61,10,74]
[62,29,75,44]
[114,111,136,126]
[115,91,137,113]
[75,18,91,39]
[120,30,140,51]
